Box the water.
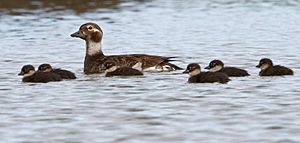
[1,0,300,142]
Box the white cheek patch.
[23,70,35,77]
[189,69,201,76]
[209,65,222,72]
[44,69,52,72]
[260,64,269,70]
[92,28,100,32]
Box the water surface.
[1,0,300,142]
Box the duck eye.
[88,26,93,30]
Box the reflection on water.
[1,0,299,16]
[0,0,145,15]
[1,0,300,143]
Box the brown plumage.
[18,65,62,83]
[183,63,230,84]
[256,58,294,76]
[38,64,76,79]
[71,22,182,74]
[103,61,143,77]
[205,59,249,77]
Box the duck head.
[205,59,224,72]
[71,22,103,43]
[256,58,273,70]
[38,64,53,72]
[18,65,35,77]
[183,63,201,76]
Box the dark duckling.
[183,63,230,84]
[205,59,249,77]
[103,61,143,77]
[38,64,76,79]
[18,65,62,83]
[256,58,293,76]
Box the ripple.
[1,0,300,143]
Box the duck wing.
[106,54,182,71]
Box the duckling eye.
[87,25,93,30]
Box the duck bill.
[255,64,260,68]
[182,70,189,74]
[18,72,24,76]
[70,30,84,39]
[204,66,210,70]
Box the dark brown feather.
[23,72,62,83]
[188,72,230,84]
[53,69,76,79]
[105,67,143,77]
[259,65,294,76]
[220,67,250,77]
[84,54,180,74]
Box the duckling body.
[38,64,76,79]
[187,72,230,84]
[183,63,230,84]
[205,60,249,77]
[103,62,143,77]
[19,65,62,83]
[256,58,293,76]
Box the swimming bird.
[38,63,76,79]
[70,22,182,74]
[205,59,249,77]
[256,58,293,76]
[103,61,143,77]
[183,63,230,84]
[18,65,62,83]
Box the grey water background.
[1,0,300,142]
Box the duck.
[183,63,230,84]
[205,59,249,77]
[256,58,294,76]
[38,63,76,79]
[70,22,182,74]
[18,65,62,83]
[103,61,143,77]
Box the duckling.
[205,59,249,77]
[18,65,62,83]
[183,63,230,84]
[38,64,76,79]
[103,61,143,77]
[256,58,293,76]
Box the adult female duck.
[71,22,182,74]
